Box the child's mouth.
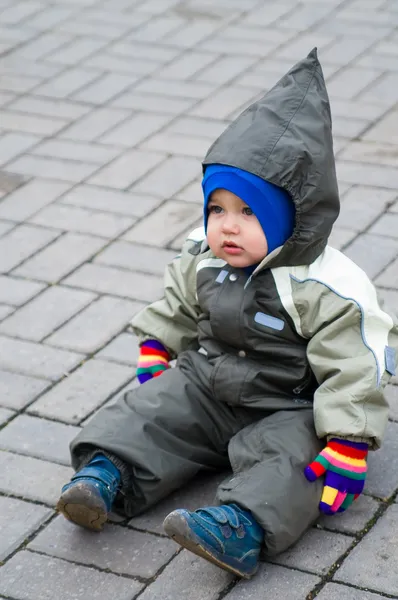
[222,241,243,255]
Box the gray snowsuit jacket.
[71,49,398,556]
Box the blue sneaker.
[163,504,263,579]
[56,455,120,531]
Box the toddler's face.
[207,189,268,269]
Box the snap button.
[229,273,238,282]
[238,350,246,358]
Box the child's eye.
[243,207,254,216]
[209,205,223,214]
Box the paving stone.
[0,496,52,561]
[169,217,202,250]
[160,51,216,80]
[89,149,166,190]
[73,72,139,105]
[363,109,398,145]
[0,406,14,425]
[0,223,59,273]
[270,528,353,575]
[317,494,380,535]
[59,185,163,218]
[0,178,71,221]
[0,74,41,94]
[321,37,380,66]
[132,156,199,198]
[224,563,320,600]
[135,77,215,100]
[8,155,101,183]
[32,139,121,165]
[0,132,40,166]
[29,358,133,424]
[64,263,164,303]
[143,131,210,158]
[124,200,202,246]
[100,112,171,147]
[190,86,258,120]
[0,109,68,136]
[112,90,195,114]
[0,551,142,600]
[30,516,178,577]
[328,227,357,250]
[366,421,398,498]
[95,240,175,275]
[84,51,160,77]
[175,179,203,204]
[168,117,228,140]
[97,332,140,365]
[385,384,398,421]
[335,504,398,595]
[59,106,131,142]
[343,234,398,280]
[317,583,387,599]
[9,95,91,120]
[359,72,398,106]
[0,2,44,25]
[13,232,106,283]
[128,14,184,42]
[0,304,14,320]
[109,40,179,63]
[0,336,83,381]
[339,141,398,169]
[375,256,398,288]
[10,31,75,61]
[0,220,14,237]
[369,213,398,239]
[45,37,107,66]
[0,414,80,464]
[129,471,229,534]
[34,67,102,99]
[0,370,49,410]
[0,286,95,341]
[139,549,233,600]
[30,204,134,238]
[336,186,396,233]
[46,295,141,354]
[0,451,73,505]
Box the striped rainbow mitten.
[304,438,368,515]
[136,340,170,385]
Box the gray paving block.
[0,220,14,237]
[73,72,138,105]
[89,148,166,189]
[0,406,14,425]
[0,451,73,505]
[366,421,398,498]
[60,185,163,219]
[0,304,14,320]
[375,256,398,288]
[100,112,171,147]
[369,213,398,239]
[364,109,398,145]
[33,67,102,100]
[336,160,398,190]
[95,240,176,275]
[270,528,353,576]
[0,414,79,465]
[335,504,398,595]
[337,186,396,233]
[13,232,106,283]
[0,224,59,273]
[63,263,164,303]
[0,496,52,561]
[0,275,45,305]
[131,156,199,198]
[97,332,140,366]
[138,549,233,600]
[8,155,101,183]
[0,551,142,600]
[0,179,71,221]
[30,203,135,238]
[129,471,229,534]
[0,336,83,381]
[328,227,357,251]
[317,494,380,535]
[317,582,387,599]
[143,131,210,159]
[29,516,178,578]
[343,234,398,280]
[123,200,202,247]
[223,563,320,599]
[32,139,121,165]
[0,370,50,410]
[0,109,68,135]
[386,384,398,420]
[46,296,142,353]
[0,132,41,166]
[59,106,130,142]
[28,358,133,424]
[0,286,95,341]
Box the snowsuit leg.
[216,409,323,556]
[70,351,263,517]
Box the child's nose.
[222,214,239,234]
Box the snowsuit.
[70,49,398,557]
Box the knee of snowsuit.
[70,350,323,556]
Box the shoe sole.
[163,513,255,579]
[56,483,107,531]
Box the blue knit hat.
[202,165,295,255]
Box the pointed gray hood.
[202,48,340,268]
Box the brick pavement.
[0,0,398,597]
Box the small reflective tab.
[254,312,285,331]
[216,269,229,283]
[385,346,396,376]
[229,273,238,282]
